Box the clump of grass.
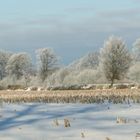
[81,132,85,138]
[106,137,112,140]
[64,119,71,128]
[116,117,127,124]
[53,119,59,126]
[134,119,139,123]
[136,132,140,139]
[116,116,139,124]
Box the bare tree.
[0,51,11,80]
[100,36,132,87]
[36,48,58,82]
[6,53,32,80]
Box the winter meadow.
[0,0,140,140]
[0,36,140,140]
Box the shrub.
[7,85,25,90]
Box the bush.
[47,84,84,90]
[113,84,129,89]
[0,85,5,90]
[7,85,25,90]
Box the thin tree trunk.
[110,79,114,88]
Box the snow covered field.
[0,103,140,140]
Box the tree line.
[0,35,140,88]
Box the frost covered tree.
[36,48,58,82]
[6,53,32,80]
[133,38,140,62]
[128,39,140,83]
[68,52,99,70]
[83,52,99,69]
[128,62,140,83]
[0,51,11,80]
[46,68,70,86]
[100,36,132,87]
[76,69,100,84]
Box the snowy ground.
[0,103,140,140]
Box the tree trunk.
[110,79,114,88]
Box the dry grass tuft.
[53,119,59,126]
[116,116,139,124]
[64,119,71,128]
[81,132,85,138]
[116,117,127,124]
[136,132,140,139]
[106,137,112,140]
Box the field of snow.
[0,103,140,140]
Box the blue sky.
[0,0,140,64]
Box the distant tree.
[133,38,140,62]
[68,52,99,70]
[128,39,140,83]
[77,69,100,85]
[100,36,132,87]
[6,53,32,80]
[128,62,140,83]
[0,51,11,80]
[36,48,58,82]
[84,52,99,68]
[46,68,70,86]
